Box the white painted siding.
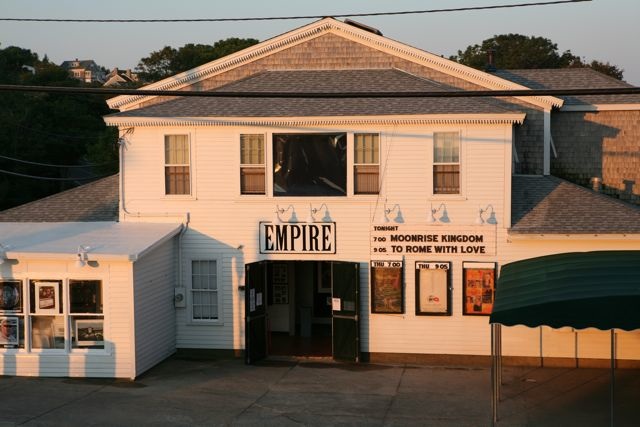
[132,237,177,376]
[119,123,640,362]
[0,259,135,378]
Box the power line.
[0,169,111,181]
[0,1,591,23]
[0,84,638,98]
[0,154,116,168]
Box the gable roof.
[107,18,562,112]
[511,175,640,235]
[105,69,525,125]
[494,68,640,106]
[0,174,119,222]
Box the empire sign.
[260,222,336,254]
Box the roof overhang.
[490,251,640,331]
[0,222,183,263]
[104,113,527,128]
[107,18,562,112]
[559,103,640,112]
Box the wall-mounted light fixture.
[306,204,332,223]
[476,205,497,225]
[274,205,298,223]
[75,245,90,268]
[378,199,404,224]
[429,203,450,223]
[0,243,9,265]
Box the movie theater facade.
[1,17,640,377]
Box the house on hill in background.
[60,58,106,84]
[103,68,139,87]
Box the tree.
[0,45,118,210]
[451,34,579,70]
[451,34,624,80]
[135,38,259,82]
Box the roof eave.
[104,113,527,128]
[507,231,640,240]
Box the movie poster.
[463,263,496,315]
[371,261,404,314]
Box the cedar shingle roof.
[511,175,640,234]
[0,174,119,222]
[494,68,640,105]
[107,69,518,118]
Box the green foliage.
[136,38,259,82]
[0,45,118,210]
[451,34,624,80]
[451,34,579,70]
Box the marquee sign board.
[371,225,496,256]
[260,222,336,254]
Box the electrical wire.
[0,1,592,23]
[0,169,111,181]
[0,84,638,98]
[0,154,116,168]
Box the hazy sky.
[1,0,639,85]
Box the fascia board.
[104,113,527,127]
[559,104,640,112]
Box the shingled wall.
[551,110,640,204]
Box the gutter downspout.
[118,129,190,290]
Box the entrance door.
[331,262,360,362]
[245,261,267,364]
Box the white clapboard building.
[1,18,639,378]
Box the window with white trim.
[433,132,460,194]
[354,133,379,194]
[191,260,219,321]
[240,134,265,194]
[164,135,190,195]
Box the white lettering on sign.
[260,222,336,254]
[371,225,496,256]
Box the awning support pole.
[491,323,498,425]
[610,329,615,427]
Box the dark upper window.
[273,133,347,197]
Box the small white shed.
[0,221,182,378]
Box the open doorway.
[245,260,359,363]
[267,261,332,357]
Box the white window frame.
[430,130,466,200]
[353,132,380,195]
[187,257,223,325]
[163,133,193,197]
[240,133,266,196]
[0,276,109,355]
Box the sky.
[1,0,639,85]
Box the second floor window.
[354,133,379,194]
[164,135,190,195]
[433,132,460,195]
[240,134,265,194]
[273,133,347,197]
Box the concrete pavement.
[0,355,638,426]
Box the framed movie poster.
[370,260,404,314]
[463,262,497,316]
[0,281,22,313]
[415,262,451,315]
[35,282,59,314]
[0,316,19,346]
[75,319,104,346]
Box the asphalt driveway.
[0,355,638,426]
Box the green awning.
[490,251,640,331]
